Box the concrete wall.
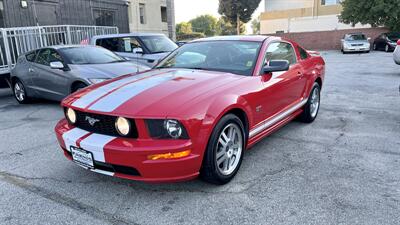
[272,27,389,50]
[128,0,175,39]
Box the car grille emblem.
[85,116,100,126]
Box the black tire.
[12,79,31,104]
[299,82,321,123]
[385,44,390,52]
[71,82,87,93]
[373,43,377,51]
[200,114,245,185]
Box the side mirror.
[50,61,65,70]
[263,60,290,74]
[132,47,144,54]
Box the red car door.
[258,41,307,118]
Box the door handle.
[28,68,34,73]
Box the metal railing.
[0,25,119,75]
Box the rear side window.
[298,47,309,60]
[25,51,37,62]
[265,42,297,65]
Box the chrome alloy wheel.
[310,87,320,118]
[14,82,25,102]
[215,123,243,176]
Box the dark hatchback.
[373,32,400,52]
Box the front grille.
[71,110,138,138]
[351,44,364,46]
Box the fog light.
[147,150,191,160]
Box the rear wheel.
[385,44,390,52]
[299,82,321,123]
[13,79,30,104]
[373,43,377,51]
[200,114,245,185]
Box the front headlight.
[89,78,108,84]
[115,117,131,136]
[146,119,189,139]
[65,108,77,124]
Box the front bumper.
[55,119,202,183]
[343,46,370,52]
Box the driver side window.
[35,49,62,66]
[264,42,297,66]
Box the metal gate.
[0,25,119,75]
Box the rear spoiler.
[307,50,321,57]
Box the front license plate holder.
[71,146,94,169]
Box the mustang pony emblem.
[85,116,100,126]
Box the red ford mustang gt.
[55,36,325,184]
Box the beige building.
[260,0,387,50]
[128,0,176,40]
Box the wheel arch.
[70,80,88,93]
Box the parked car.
[341,33,371,54]
[56,36,325,185]
[373,32,400,52]
[88,33,178,67]
[394,40,400,65]
[11,45,149,103]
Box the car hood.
[64,69,244,117]
[69,61,150,79]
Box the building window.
[321,0,341,5]
[93,9,115,27]
[161,6,167,23]
[139,3,146,24]
[0,0,4,28]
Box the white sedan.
[394,40,400,65]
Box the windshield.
[60,47,125,64]
[156,41,262,76]
[387,33,400,41]
[140,35,178,54]
[346,34,367,41]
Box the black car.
[373,32,400,52]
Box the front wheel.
[299,82,321,123]
[200,114,245,185]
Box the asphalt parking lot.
[0,51,399,225]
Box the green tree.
[251,18,260,34]
[339,0,400,31]
[218,0,262,34]
[189,15,218,36]
[216,16,246,35]
[176,22,193,35]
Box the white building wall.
[264,0,313,12]
[128,0,170,36]
[261,15,371,34]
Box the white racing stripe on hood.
[62,128,90,152]
[79,133,116,163]
[88,74,175,112]
[71,71,163,109]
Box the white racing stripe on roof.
[79,133,116,163]
[71,71,162,109]
[88,74,175,112]
[62,128,90,152]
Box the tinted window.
[157,41,262,76]
[265,42,297,65]
[36,49,51,66]
[59,47,124,64]
[298,47,309,60]
[25,51,37,62]
[387,32,400,41]
[140,35,178,53]
[48,50,63,63]
[96,37,142,53]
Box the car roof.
[193,35,271,43]
[92,33,166,39]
